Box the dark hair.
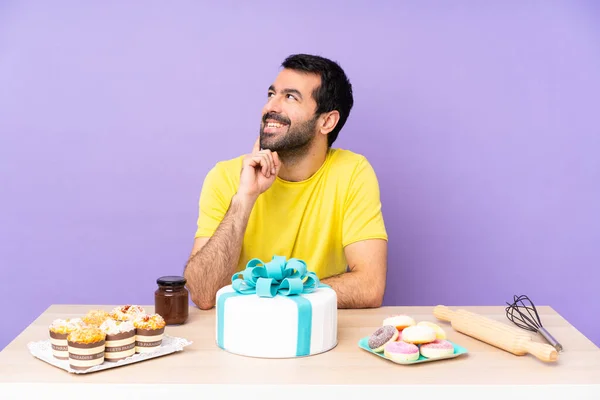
[281,54,353,147]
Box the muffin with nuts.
[100,318,136,362]
[133,314,166,353]
[67,326,106,371]
[110,305,145,322]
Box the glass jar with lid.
[154,276,189,325]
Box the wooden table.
[1,305,599,399]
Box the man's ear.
[319,110,340,135]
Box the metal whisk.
[505,294,563,352]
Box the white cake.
[216,284,338,358]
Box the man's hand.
[238,139,282,200]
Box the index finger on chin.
[252,137,261,153]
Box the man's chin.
[259,134,281,151]
[260,144,283,153]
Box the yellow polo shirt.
[194,148,387,279]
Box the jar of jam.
[155,276,189,325]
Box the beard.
[259,113,319,161]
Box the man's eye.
[286,94,296,100]
[268,92,275,97]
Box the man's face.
[259,69,321,153]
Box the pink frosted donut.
[384,340,419,362]
[368,325,398,352]
[420,339,454,359]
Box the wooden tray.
[358,336,468,365]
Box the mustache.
[262,112,290,125]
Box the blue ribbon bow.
[230,255,320,297]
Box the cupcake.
[134,314,166,354]
[67,326,106,371]
[100,319,136,362]
[110,305,146,322]
[48,318,86,360]
[82,309,111,327]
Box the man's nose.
[264,95,283,114]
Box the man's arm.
[321,238,387,308]
[184,140,281,310]
[323,155,388,309]
[184,193,254,310]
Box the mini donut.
[401,325,436,344]
[419,339,454,359]
[368,325,399,352]
[382,315,416,330]
[417,321,447,340]
[384,340,420,362]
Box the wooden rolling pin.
[451,308,532,337]
[433,305,558,362]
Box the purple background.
[1,1,599,351]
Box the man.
[184,54,388,310]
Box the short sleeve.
[194,164,233,238]
[342,157,388,247]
